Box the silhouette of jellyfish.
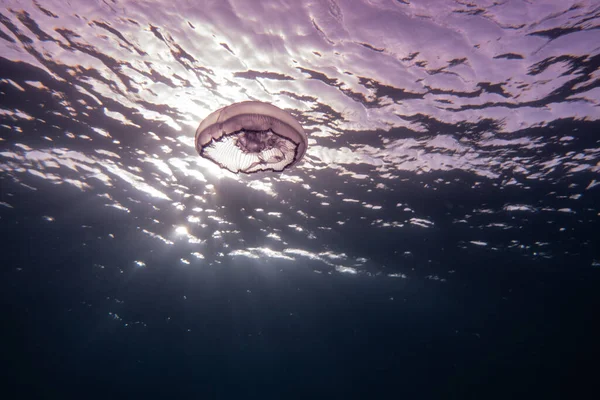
[195,101,307,174]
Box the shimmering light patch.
[373,220,403,228]
[144,158,173,176]
[4,79,25,91]
[147,132,161,141]
[279,174,304,184]
[284,248,320,260]
[470,241,488,247]
[266,233,282,241]
[175,226,188,235]
[409,218,434,228]
[92,127,111,138]
[336,266,358,274]
[108,312,122,321]
[228,249,260,259]
[95,149,121,159]
[187,215,201,223]
[586,180,599,190]
[319,251,347,260]
[247,180,277,197]
[426,275,446,282]
[207,215,232,225]
[159,145,173,154]
[16,144,33,151]
[134,260,146,267]
[0,151,20,160]
[475,208,495,214]
[104,108,141,127]
[296,210,310,219]
[486,223,510,229]
[176,136,194,148]
[142,229,174,245]
[504,204,536,212]
[230,247,295,261]
[24,81,47,90]
[288,224,304,232]
[2,108,32,122]
[188,236,204,244]
[280,249,366,271]
[106,203,129,213]
[64,179,91,191]
[28,169,59,180]
[101,162,171,200]
[169,158,207,183]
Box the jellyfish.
[195,101,307,174]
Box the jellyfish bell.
[195,101,307,174]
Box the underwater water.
[1,0,599,398]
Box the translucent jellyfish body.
[195,101,307,174]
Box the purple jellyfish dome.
[195,101,308,174]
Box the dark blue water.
[2,0,599,398]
